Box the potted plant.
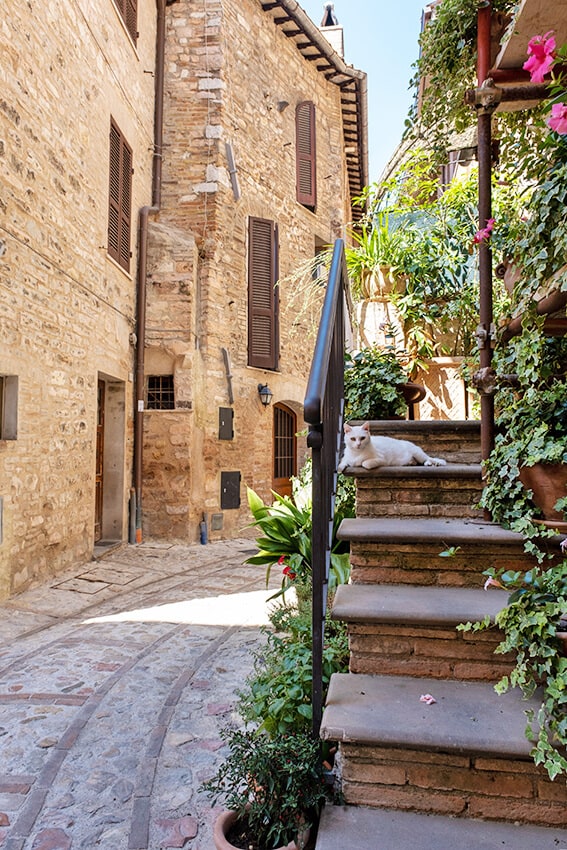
[201,726,326,850]
[460,561,567,780]
[344,213,404,301]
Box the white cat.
[338,422,447,471]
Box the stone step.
[321,673,567,826]
[337,517,561,587]
[331,583,512,680]
[364,419,481,464]
[315,804,567,850]
[353,463,483,520]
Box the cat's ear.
[344,423,352,434]
[362,422,370,433]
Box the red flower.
[282,565,297,580]
[277,555,286,565]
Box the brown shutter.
[296,101,316,208]
[113,0,138,43]
[248,217,279,370]
[108,120,132,273]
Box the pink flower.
[484,576,505,591]
[523,31,556,83]
[547,102,567,134]
[420,694,436,705]
[473,218,495,245]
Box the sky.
[297,0,428,182]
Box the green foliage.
[357,153,517,374]
[237,606,349,737]
[201,727,326,849]
[245,483,352,602]
[343,346,409,420]
[408,0,518,158]
[461,565,567,781]
[344,214,404,300]
[499,139,567,314]
[480,321,567,541]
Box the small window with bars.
[146,376,175,410]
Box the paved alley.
[0,539,277,850]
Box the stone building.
[0,0,366,598]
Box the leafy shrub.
[344,346,408,420]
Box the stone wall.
[0,0,157,596]
[143,0,355,542]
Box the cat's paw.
[428,457,447,466]
[362,458,382,469]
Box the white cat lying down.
[338,422,447,472]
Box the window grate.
[146,376,175,410]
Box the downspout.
[132,0,170,543]
[475,1,496,467]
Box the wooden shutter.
[108,120,132,273]
[248,217,279,370]
[296,101,316,208]
[113,0,138,43]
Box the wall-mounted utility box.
[220,471,241,509]
[219,408,234,440]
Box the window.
[108,119,133,272]
[112,0,138,43]
[248,217,279,371]
[296,101,316,209]
[0,375,18,440]
[146,375,175,410]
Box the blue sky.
[298,0,427,182]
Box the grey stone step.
[337,517,525,546]
[345,462,482,478]
[320,672,536,758]
[331,583,508,626]
[315,804,567,850]
[331,585,513,681]
[320,673,567,825]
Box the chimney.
[319,3,344,58]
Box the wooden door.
[272,403,296,498]
[95,380,104,541]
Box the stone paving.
[0,539,279,850]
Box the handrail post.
[304,239,347,739]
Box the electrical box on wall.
[219,407,234,440]
[220,471,241,509]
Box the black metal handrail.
[304,239,348,738]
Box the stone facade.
[142,0,365,541]
[0,0,366,597]
[0,0,156,597]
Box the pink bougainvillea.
[547,102,567,134]
[472,218,495,245]
[523,31,556,83]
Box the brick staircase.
[315,420,567,849]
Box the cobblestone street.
[0,539,276,850]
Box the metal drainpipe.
[476,1,495,466]
[133,0,170,543]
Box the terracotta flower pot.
[518,463,567,523]
[213,810,309,850]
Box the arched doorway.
[272,403,297,498]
